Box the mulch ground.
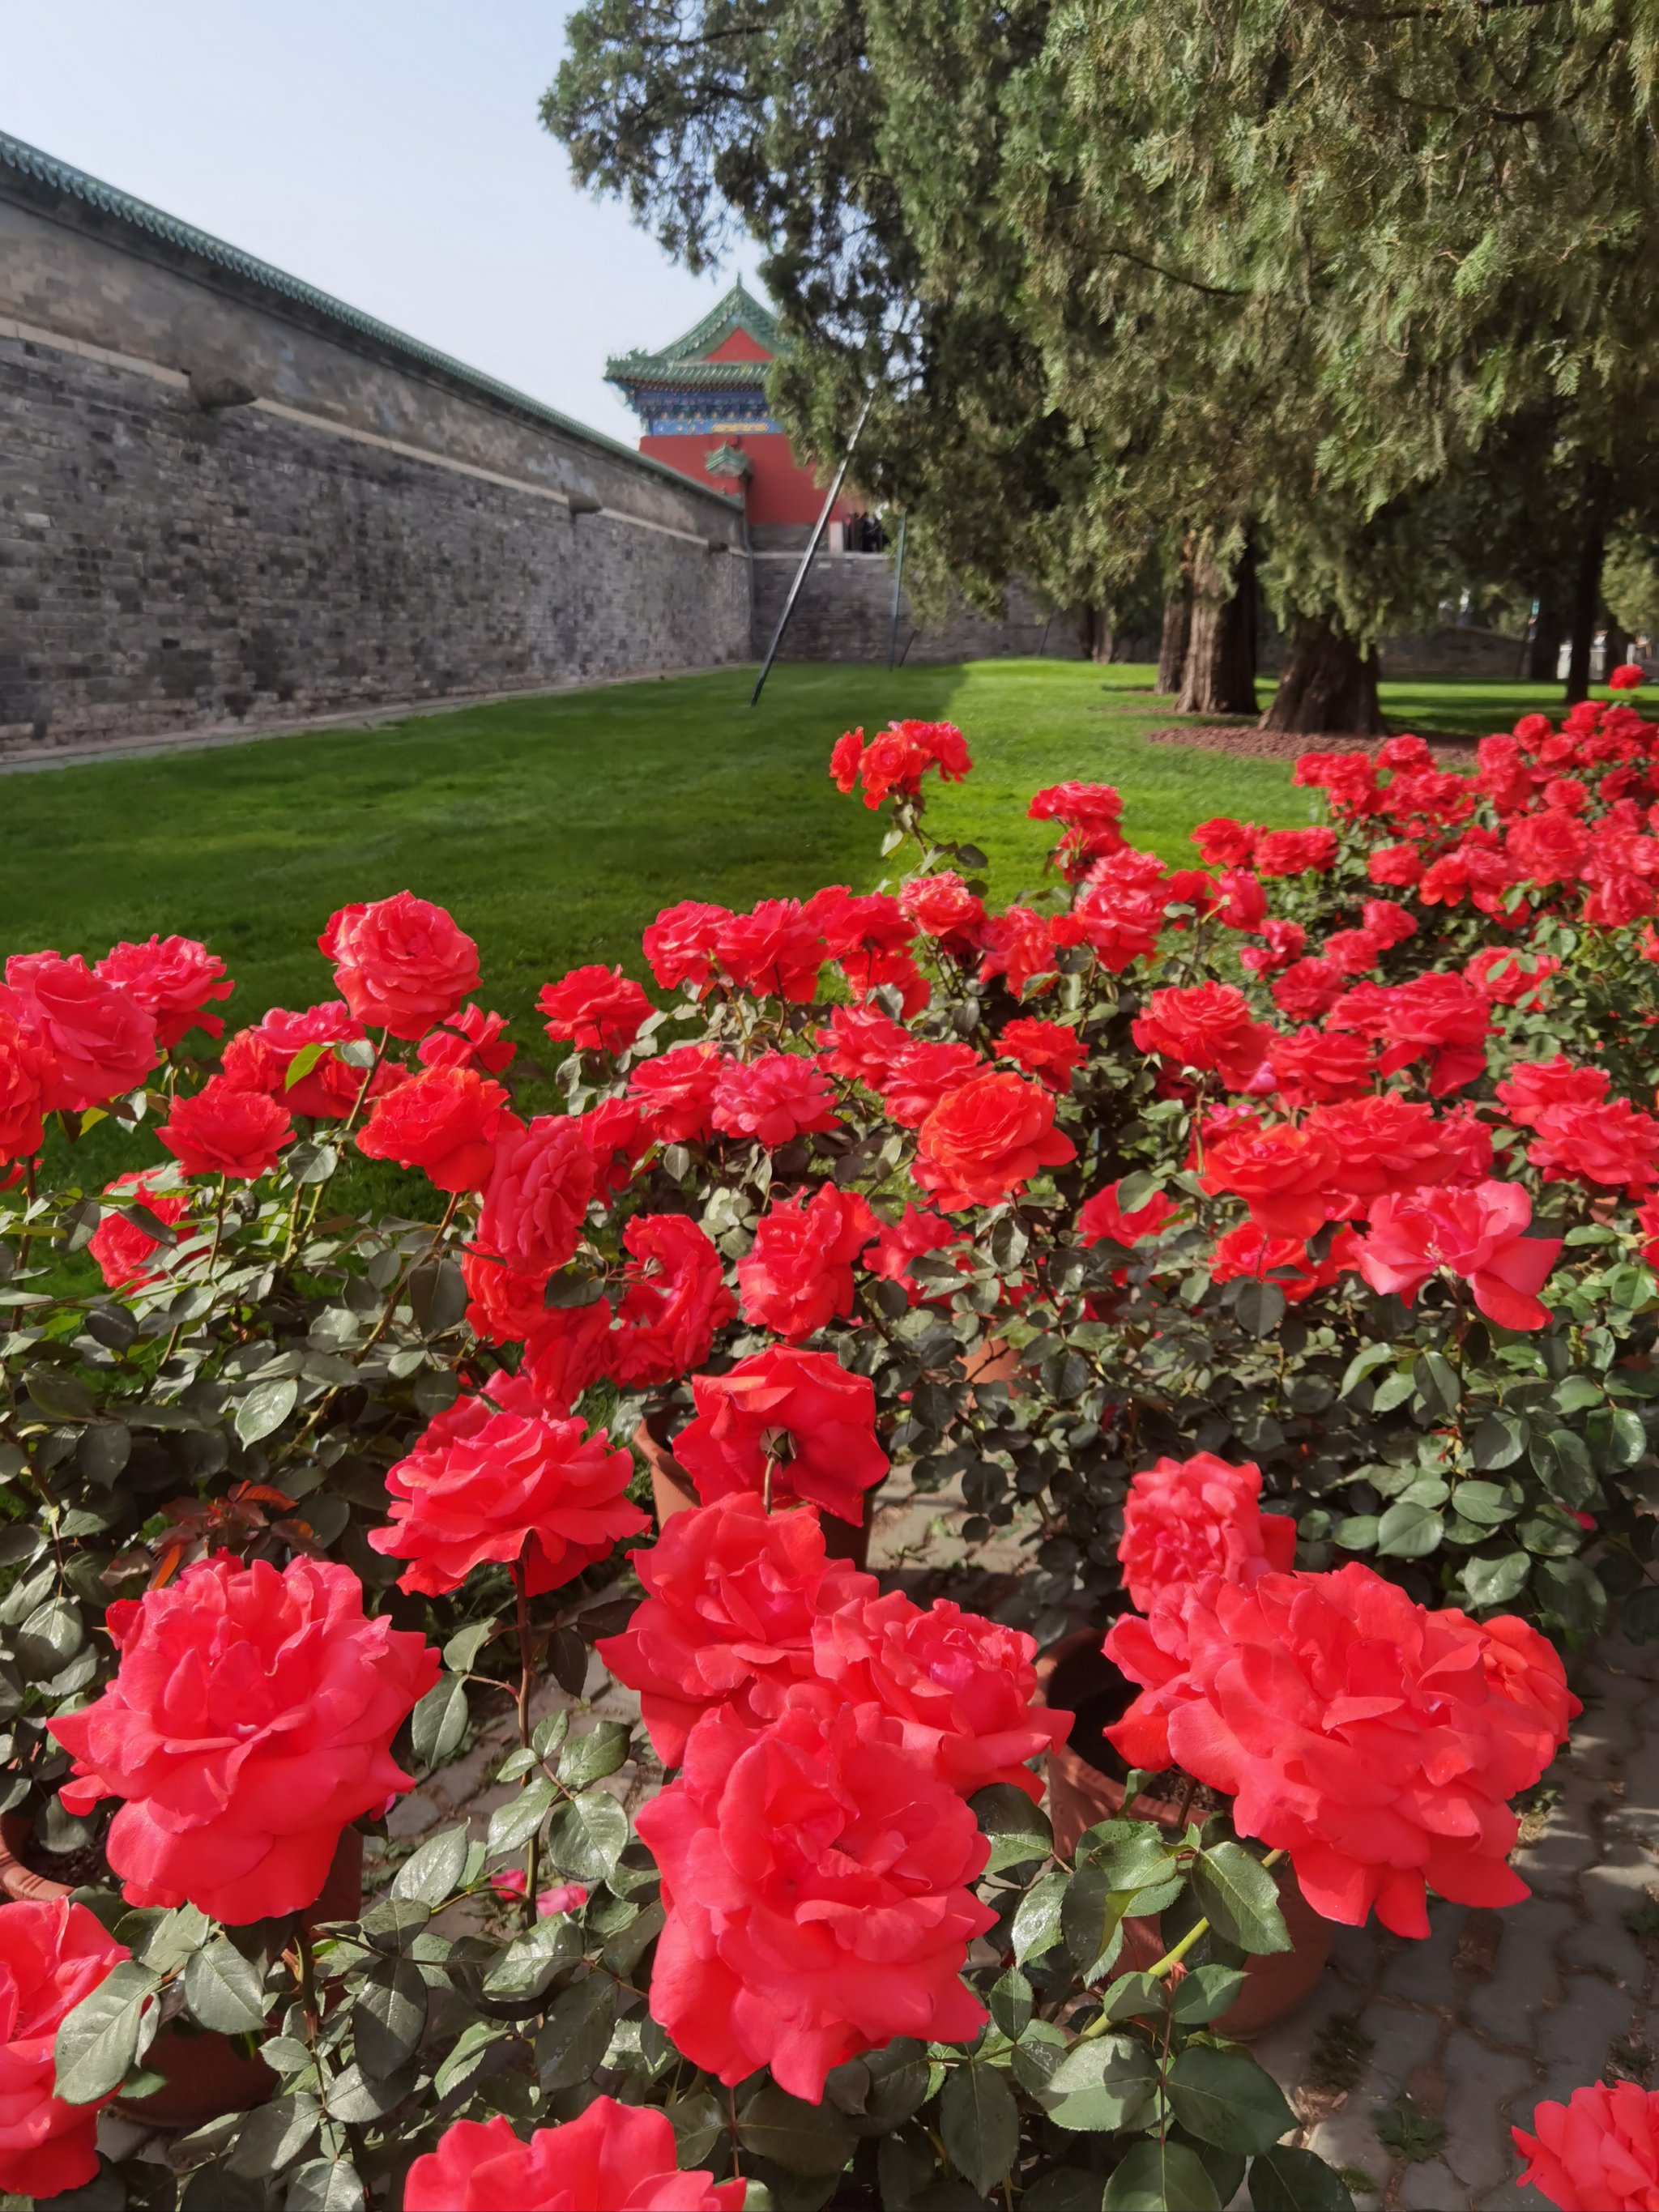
[1147,721,1480,763]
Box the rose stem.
[513,1555,540,1923]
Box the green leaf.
[1013,1870,1068,1962]
[390,1822,471,1906]
[1451,1481,1516,1527]
[1096,1971,1166,2022]
[1235,1281,1286,1338]
[1339,1343,1397,1400]
[487,1777,557,1857]
[1375,1500,1444,1559]
[183,1939,268,2034]
[352,1956,427,2080]
[1370,1370,1415,1414]
[284,1043,327,1090]
[224,2090,320,2178]
[284,2158,365,2212]
[989,1967,1033,2039]
[1413,1349,1460,1413]
[408,1257,467,1336]
[25,1368,96,1422]
[433,2019,506,2100]
[940,2063,1020,2197]
[970,1782,1054,1872]
[1166,2047,1295,2154]
[1608,1407,1649,1469]
[1533,1555,1609,1639]
[1076,1821,1177,1892]
[77,1423,132,1488]
[1040,2034,1159,2133]
[1062,1868,1130,1984]
[234,1375,297,1445]
[484,1916,583,2001]
[1171,1963,1251,2023]
[444,1620,497,1674]
[546,1788,629,1881]
[1470,1411,1525,1469]
[1103,2138,1222,2210]
[411,1675,469,1771]
[16,1598,85,1678]
[53,1960,160,2103]
[1460,1550,1530,1609]
[535,1972,618,2089]
[1247,2146,1356,2210]
[739,2085,856,2176]
[1191,1843,1291,1955]
[1026,2171,1109,2211]
[557,1721,632,1789]
[1621,1585,1659,1643]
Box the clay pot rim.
[1035,1627,1206,1832]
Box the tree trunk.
[1604,618,1629,675]
[1259,619,1385,736]
[1080,605,1114,663]
[1176,536,1258,715]
[1565,521,1606,705]
[1526,590,1563,684]
[1157,588,1191,694]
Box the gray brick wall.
[751,550,1085,664]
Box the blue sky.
[4,0,767,444]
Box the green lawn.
[0,657,1577,1037]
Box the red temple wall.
[638,430,851,528]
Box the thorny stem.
[300,1029,390,1238]
[16,1160,38,1272]
[294,1920,321,2042]
[513,1558,540,1923]
[727,2086,742,2180]
[1077,1848,1285,2040]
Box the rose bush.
[3,682,1646,2201]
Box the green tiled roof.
[606,277,787,389]
[0,127,739,501]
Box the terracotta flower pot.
[0,1817,365,2124]
[1036,1630,1333,2039]
[634,1415,876,1568]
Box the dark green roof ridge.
[607,277,788,389]
[0,127,739,508]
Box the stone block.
[1465,1901,1573,2042]
[1397,2158,1469,2210]
[1381,1903,1467,2006]
[1436,2033,1537,2195]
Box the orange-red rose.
[356,1064,514,1192]
[915,1068,1076,1211]
[672,1347,888,1524]
[1513,2082,1659,2211]
[159,1072,293,1179]
[0,1899,131,2198]
[319,890,480,1040]
[404,2102,744,2211]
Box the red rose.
[611,1214,736,1387]
[1294,751,1380,815]
[1320,927,1384,977]
[94,935,232,1049]
[1133,982,1270,1091]
[89,1170,190,1289]
[1506,807,1592,885]
[830,719,971,808]
[1209,1221,1361,1305]
[1610,663,1648,692]
[710,1051,840,1147]
[638,1702,992,2100]
[1356,1179,1561,1328]
[0,1009,55,1165]
[830,727,865,794]
[1213,868,1268,931]
[1190,817,1259,867]
[804,887,925,1010]
[867,1205,964,1303]
[1266,1026,1375,1106]
[478,1115,598,1273]
[417,1002,516,1076]
[816,1003,910,1086]
[1199,1118,1340,1238]
[1360,897,1417,948]
[227,1002,374,1119]
[1117,1452,1297,1613]
[915,1068,1076,1211]
[318,891,480,1040]
[356,1065,514,1191]
[673,1346,888,1524]
[159,1072,293,1179]
[52,1555,437,1923]
[0,1899,132,2198]
[898,870,987,948]
[878,1039,983,1126]
[372,1377,645,1595]
[1513,2082,1659,2211]
[462,1244,551,1345]
[599,1493,876,1766]
[714,900,825,1001]
[628,1042,723,1142]
[979,906,1061,996]
[521,1302,613,1412]
[802,1592,1069,1802]
[1269,957,1344,1021]
[737,1183,877,1340]
[3,953,156,1110]
[1253,826,1337,877]
[1030,780,1123,831]
[537,964,652,1055]
[1000,1016,1087,1089]
[1077,1178,1177,1247]
[642,900,732,995]
[1106,1562,1577,1937]
[573,1097,650,1196]
[1064,879,1165,974]
[1496,1055,1610,1127]
[404,2102,744,2212]
[1529,1097,1659,1195]
[1367,842,1425,889]
[1239,918,1307,979]
[1302,1093,1461,1210]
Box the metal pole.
[749,389,875,706]
[885,512,908,667]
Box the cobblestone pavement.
[103,1486,1658,2205]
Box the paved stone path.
[102,1487,1659,2206]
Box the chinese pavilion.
[605,279,859,539]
